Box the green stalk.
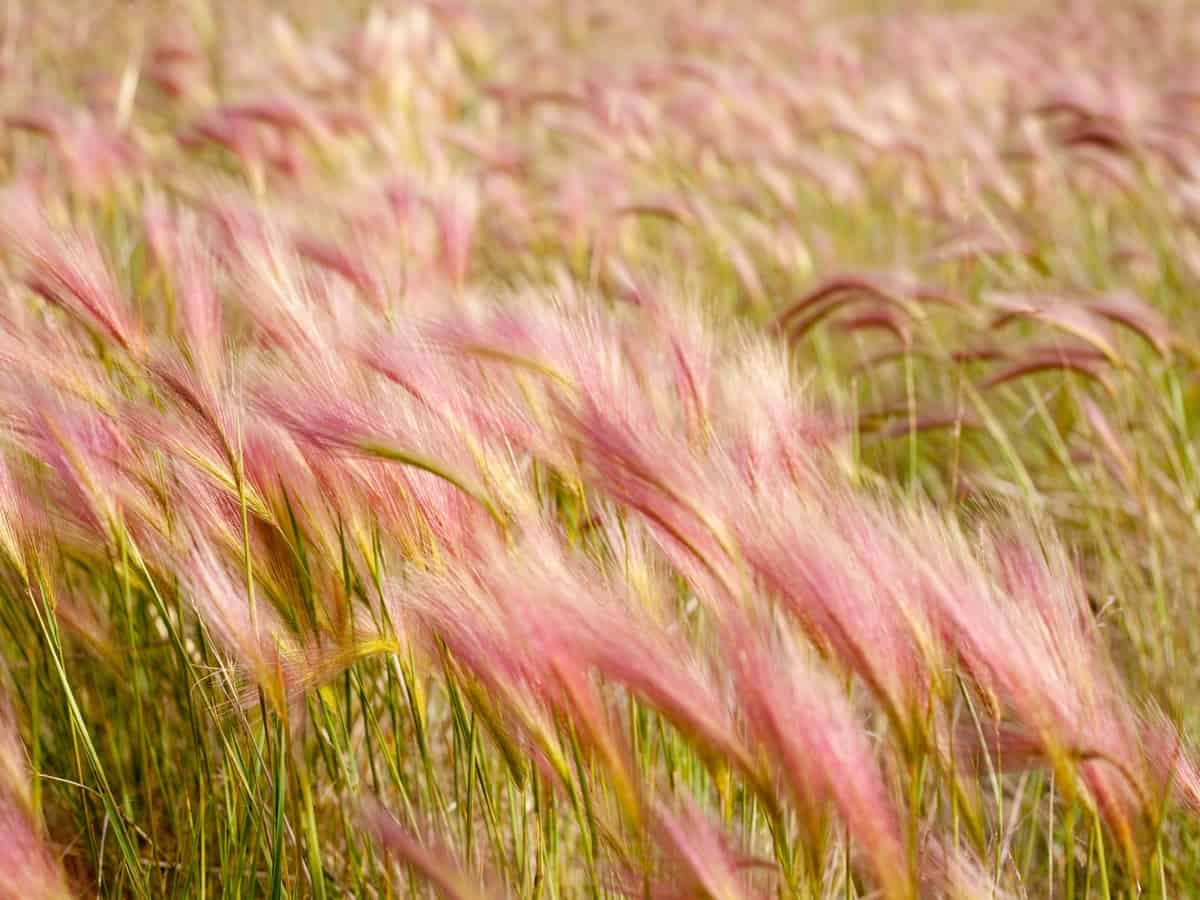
[118,533,156,845]
[359,441,506,531]
[565,728,602,900]
[296,745,327,900]
[1064,800,1078,900]
[1093,811,1111,900]
[30,576,150,898]
[269,712,288,900]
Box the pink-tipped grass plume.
[0,680,74,900]
[725,614,914,900]
[360,798,503,900]
[648,799,765,900]
[0,185,143,357]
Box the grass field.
[2,0,1200,896]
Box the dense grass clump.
[3,0,1200,896]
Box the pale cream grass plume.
[0,453,28,583]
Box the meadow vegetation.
[1,1,1200,896]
